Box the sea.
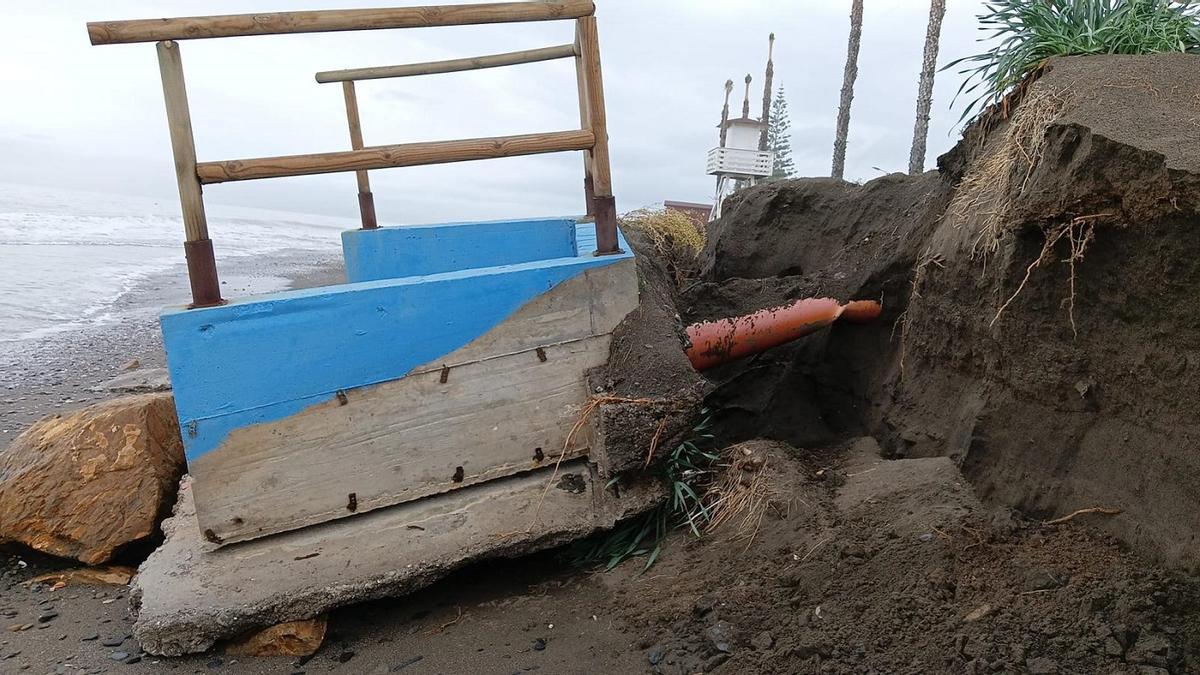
[0,182,355,344]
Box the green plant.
[947,0,1200,122]
[569,414,717,572]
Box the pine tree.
[768,87,795,179]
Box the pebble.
[646,645,665,665]
[532,638,546,651]
[36,611,58,623]
[706,621,736,653]
[751,631,775,650]
[101,636,124,647]
[81,633,99,642]
[110,650,130,661]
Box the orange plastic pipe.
[685,298,882,371]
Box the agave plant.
[948,0,1200,122]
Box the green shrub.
[948,0,1200,121]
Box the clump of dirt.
[591,227,710,474]
[599,440,1200,674]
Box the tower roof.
[718,116,765,130]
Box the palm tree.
[909,0,947,175]
[832,0,863,180]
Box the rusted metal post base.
[583,176,596,217]
[358,191,379,229]
[183,238,224,308]
[592,195,622,256]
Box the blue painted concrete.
[342,217,578,283]
[161,221,631,462]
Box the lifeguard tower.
[707,36,776,220]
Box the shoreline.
[0,249,345,443]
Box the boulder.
[225,616,328,657]
[0,393,185,564]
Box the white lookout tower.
[707,35,776,220]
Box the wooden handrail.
[316,44,578,83]
[195,129,596,184]
[87,0,595,45]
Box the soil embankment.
[694,54,1200,568]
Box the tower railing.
[87,1,620,309]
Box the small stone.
[918,533,934,542]
[81,633,99,642]
[101,636,124,647]
[751,631,774,651]
[226,617,327,658]
[337,650,355,663]
[963,604,993,622]
[124,653,143,664]
[207,657,224,668]
[110,651,130,661]
[706,621,737,653]
[532,638,546,651]
[647,645,665,665]
[36,611,58,623]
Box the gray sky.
[0,1,990,224]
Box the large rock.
[0,393,185,564]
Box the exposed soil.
[600,440,1200,674]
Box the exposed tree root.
[1043,506,1122,526]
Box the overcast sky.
[0,1,991,224]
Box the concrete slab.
[131,461,661,656]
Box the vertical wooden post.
[573,28,595,218]
[576,16,619,255]
[342,80,378,229]
[156,40,222,307]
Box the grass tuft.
[569,413,717,572]
[619,208,706,286]
[947,0,1200,123]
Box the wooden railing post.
[576,16,619,255]
[156,40,223,307]
[573,29,595,218]
[342,81,378,229]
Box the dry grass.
[947,84,1073,260]
[704,443,777,548]
[620,208,706,286]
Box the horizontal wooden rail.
[87,0,595,45]
[195,129,595,184]
[316,43,577,83]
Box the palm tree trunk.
[832,0,863,180]
[908,0,947,175]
